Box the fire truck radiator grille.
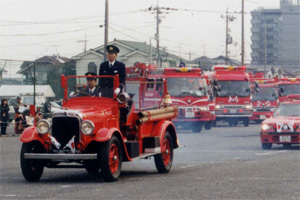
[52,117,80,149]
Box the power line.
[0,26,98,36]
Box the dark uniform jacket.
[0,104,10,127]
[83,87,101,97]
[98,60,126,90]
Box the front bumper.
[24,153,97,160]
[260,132,300,144]
[175,110,211,122]
[251,111,273,121]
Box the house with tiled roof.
[71,38,185,76]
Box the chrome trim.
[53,110,83,119]
[24,153,97,160]
[216,115,252,117]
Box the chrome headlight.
[81,120,95,135]
[117,92,130,104]
[215,105,222,109]
[36,119,51,134]
[245,104,252,110]
[261,124,272,131]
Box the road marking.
[180,164,197,169]
[61,185,72,188]
[255,150,287,156]
[4,195,17,197]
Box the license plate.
[185,111,195,118]
[230,109,237,113]
[280,136,291,142]
[260,115,266,120]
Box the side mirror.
[255,87,260,92]
[70,92,75,98]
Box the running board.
[24,153,97,160]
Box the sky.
[0,0,280,77]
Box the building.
[191,56,241,71]
[71,38,185,76]
[17,55,75,98]
[250,0,300,69]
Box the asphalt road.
[0,123,299,200]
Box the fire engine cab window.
[278,84,300,96]
[273,104,300,117]
[146,79,155,91]
[216,81,250,97]
[252,87,277,101]
[167,78,206,97]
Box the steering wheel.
[73,91,93,97]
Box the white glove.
[114,87,121,95]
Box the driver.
[81,72,101,97]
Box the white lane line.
[4,195,17,197]
[61,185,72,188]
[180,164,197,169]
[255,150,287,156]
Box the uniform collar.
[89,87,96,93]
[109,60,116,67]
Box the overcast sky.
[0,0,280,77]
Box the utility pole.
[77,35,88,52]
[104,0,109,61]
[156,2,160,68]
[241,0,245,66]
[225,8,229,64]
[149,38,153,64]
[264,17,267,78]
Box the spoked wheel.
[20,142,45,182]
[99,136,122,182]
[262,143,272,150]
[155,132,174,173]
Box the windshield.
[278,84,300,96]
[252,87,277,101]
[67,77,114,99]
[216,81,250,97]
[273,104,300,117]
[166,78,207,97]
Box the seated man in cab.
[76,72,101,97]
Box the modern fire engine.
[276,78,300,102]
[207,65,253,126]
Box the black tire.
[192,124,202,133]
[84,160,100,174]
[243,118,249,127]
[154,132,174,173]
[20,142,45,182]
[204,122,212,130]
[262,143,272,150]
[99,136,122,182]
[283,143,291,148]
[212,121,217,127]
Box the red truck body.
[276,78,300,102]
[207,66,253,126]
[140,67,213,132]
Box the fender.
[153,120,179,150]
[19,126,50,148]
[94,127,132,161]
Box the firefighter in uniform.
[98,45,126,98]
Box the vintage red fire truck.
[207,66,253,126]
[140,67,213,133]
[276,78,300,102]
[260,95,300,149]
[20,74,179,182]
[250,80,279,123]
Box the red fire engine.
[276,78,300,102]
[207,65,253,126]
[250,79,279,123]
[140,67,213,133]
[20,74,179,182]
